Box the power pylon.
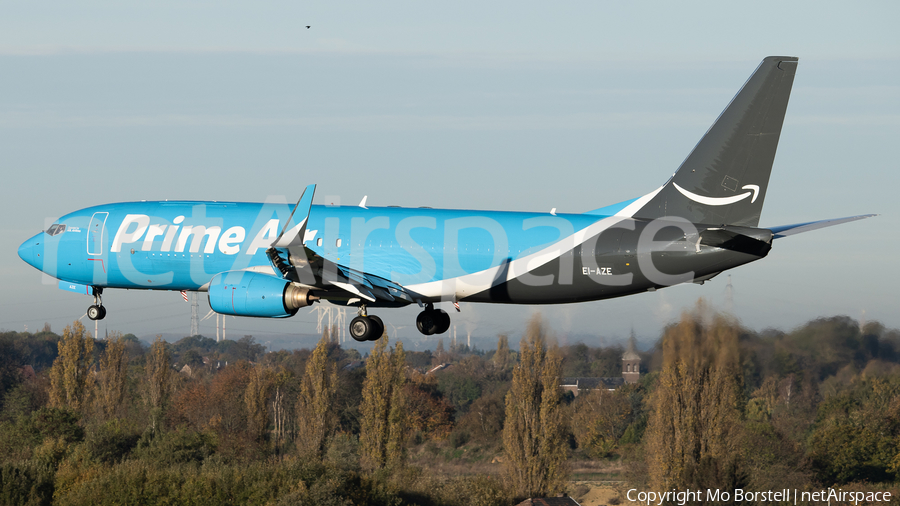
[724,275,734,313]
[190,292,200,336]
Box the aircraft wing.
[768,214,876,238]
[265,185,419,306]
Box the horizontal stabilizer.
[768,214,876,238]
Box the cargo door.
[88,212,108,256]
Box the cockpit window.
[46,224,66,236]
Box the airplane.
[18,56,873,342]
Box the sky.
[1,1,898,351]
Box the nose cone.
[18,234,43,271]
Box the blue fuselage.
[18,199,767,306]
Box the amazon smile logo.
[673,183,760,206]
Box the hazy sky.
[1,1,898,349]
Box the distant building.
[561,334,642,395]
[622,332,641,384]
[561,376,624,396]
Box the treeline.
[1,303,899,505]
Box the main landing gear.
[87,287,106,321]
[348,303,452,341]
[349,306,384,342]
[416,303,450,336]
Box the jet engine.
[207,270,316,318]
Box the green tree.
[95,332,129,421]
[296,336,338,459]
[146,336,171,434]
[808,377,900,483]
[644,302,745,492]
[503,314,567,498]
[180,349,203,368]
[359,337,407,472]
[48,321,95,413]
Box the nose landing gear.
[416,304,450,336]
[87,287,106,321]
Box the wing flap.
[263,184,417,306]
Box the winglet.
[273,184,317,248]
[359,195,368,209]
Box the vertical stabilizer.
[632,56,798,226]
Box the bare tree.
[271,368,292,451]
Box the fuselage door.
[88,212,109,256]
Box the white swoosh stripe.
[406,186,664,299]
[673,183,759,206]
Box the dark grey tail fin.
[633,56,798,227]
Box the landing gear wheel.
[350,316,373,342]
[367,315,384,341]
[416,310,438,336]
[87,286,106,320]
[87,305,103,321]
[434,309,450,335]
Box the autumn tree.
[503,314,567,498]
[405,370,455,441]
[493,334,510,372]
[95,331,129,420]
[49,320,95,412]
[571,388,632,458]
[644,301,745,492]
[146,336,172,434]
[359,337,407,472]
[296,336,338,459]
[169,362,251,436]
[245,364,274,442]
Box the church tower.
[622,331,641,384]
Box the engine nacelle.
[207,270,315,318]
